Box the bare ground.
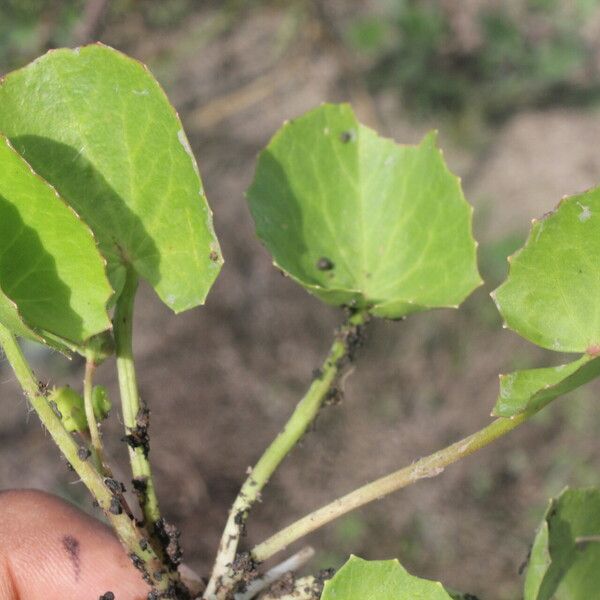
[1,4,600,599]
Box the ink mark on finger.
[62,534,81,581]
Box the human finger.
[0,489,150,600]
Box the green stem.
[113,267,161,528]
[83,349,105,472]
[204,310,368,600]
[252,408,540,563]
[0,324,171,592]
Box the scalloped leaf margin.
[247,103,481,319]
[0,43,222,314]
[493,187,600,354]
[321,555,454,600]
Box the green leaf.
[0,134,112,347]
[247,104,481,319]
[321,555,454,600]
[49,386,87,433]
[525,519,550,600]
[0,43,222,313]
[493,188,600,353]
[48,384,111,433]
[493,353,600,417]
[524,488,600,600]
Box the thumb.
[0,489,150,600]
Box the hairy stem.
[113,267,161,528]
[204,311,368,599]
[0,324,171,592]
[252,408,543,562]
[83,349,105,472]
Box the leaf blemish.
[586,344,600,357]
[577,201,592,222]
[339,130,356,143]
[132,89,149,96]
[317,257,335,271]
[72,145,85,162]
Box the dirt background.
[2,3,600,599]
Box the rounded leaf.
[493,188,600,353]
[247,104,481,319]
[0,44,222,312]
[0,135,112,347]
[321,555,454,600]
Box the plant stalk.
[234,546,315,600]
[113,267,162,528]
[259,576,320,600]
[204,310,368,599]
[252,407,544,562]
[0,324,171,593]
[83,349,105,472]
